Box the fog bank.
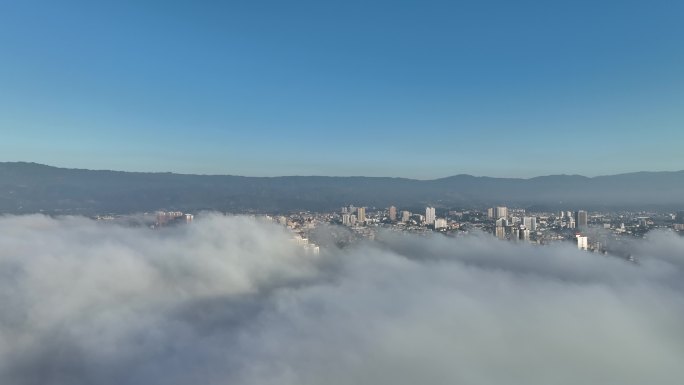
[1,214,683,384]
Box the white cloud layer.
[1,214,683,385]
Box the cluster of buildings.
[264,204,684,260]
[263,213,322,255]
[291,233,320,255]
[97,206,684,260]
[153,211,194,227]
[341,205,451,230]
[489,207,591,249]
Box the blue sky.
[1,0,683,178]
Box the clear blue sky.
[1,0,683,178]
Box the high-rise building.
[511,227,520,241]
[357,207,366,224]
[487,208,495,219]
[342,213,351,226]
[496,206,508,219]
[401,211,411,222]
[523,217,536,231]
[434,218,447,229]
[495,223,506,240]
[155,211,185,226]
[576,210,588,229]
[388,206,397,221]
[496,217,508,227]
[521,228,530,242]
[576,235,588,251]
[425,207,436,225]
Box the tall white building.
[496,206,508,219]
[425,207,436,225]
[495,223,506,240]
[576,235,588,250]
[388,206,397,221]
[512,227,520,241]
[521,228,530,242]
[401,210,411,222]
[357,207,366,223]
[523,216,536,231]
[434,218,447,229]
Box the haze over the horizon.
[2,161,684,180]
[2,0,683,178]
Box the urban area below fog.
[96,205,684,263]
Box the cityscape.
[2,0,684,384]
[109,205,684,263]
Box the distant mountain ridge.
[1,162,683,214]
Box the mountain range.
[1,162,683,214]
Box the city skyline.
[2,0,683,178]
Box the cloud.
[0,214,683,385]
